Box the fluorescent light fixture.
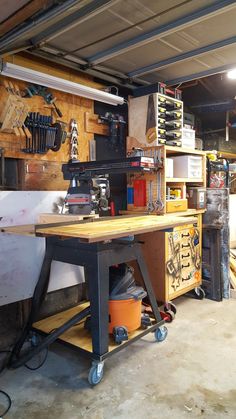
[227,68,236,80]
[0,62,124,106]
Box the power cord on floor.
[0,336,49,417]
[0,390,11,418]
[0,351,12,417]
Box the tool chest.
[135,214,202,304]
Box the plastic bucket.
[109,298,141,333]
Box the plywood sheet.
[0,68,95,163]
[36,215,197,242]
[33,302,154,353]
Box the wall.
[0,54,103,352]
[0,53,102,190]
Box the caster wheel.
[164,302,177,315]
[88,362,104,386]
[155,326,168,342]
[164,310,175,323]
[194,287,205,300]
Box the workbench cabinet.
[136,214,202,303]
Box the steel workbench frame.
[9,236,166,370]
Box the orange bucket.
[109,298,142,333]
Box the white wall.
[0,191,84,306]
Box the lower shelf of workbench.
[33,302,159,357]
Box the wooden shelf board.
[217,151,236,159]
[33,302,154,354]
[166,178,204,183]
[165,145,206,156]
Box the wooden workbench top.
[35,214,197,242]
[120,209,206,217]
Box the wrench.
[155,171,164,211]
[147,180,155,213]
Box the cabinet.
[135,213,202,303]
[128,92,183,147]
[127,144,206,214]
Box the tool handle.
[53,102,63,118]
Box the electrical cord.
[0,390,11,418]
[24,346,48,371]
[0,352,12,417]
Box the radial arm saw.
[62,156,158,215]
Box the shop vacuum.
[85,263,148,344]
[109,263,147,344]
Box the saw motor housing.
[65,176,110,215]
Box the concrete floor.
[1,297,236,419]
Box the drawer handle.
[182,263,190,268]
[174,204,182,207]
[182,244,190,248]
[182,253,190,259]
[182,233,190,237]
[182,275,191,281]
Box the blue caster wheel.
[155,326,168,342]
[88,361,104,385]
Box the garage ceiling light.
[0,61,124,106]
[227,69,236,80]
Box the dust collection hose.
[9,306,91,369]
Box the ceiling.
[1,0,236,94]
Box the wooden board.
[0,224,35,236]
[38,213,99,224]
[0,1,51,36]
[33,302,154,353]
[120,209,206,216]
[0,51,104,164]
[84,112,109,135]
[35,214,197,242]
[0,214,99,237]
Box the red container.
[133,179,146,207]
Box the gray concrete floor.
[1,297,236,419]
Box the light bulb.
[227,69,236,80]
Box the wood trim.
[0,1,51,36]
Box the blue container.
[127,187,134,204]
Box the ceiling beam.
[165,63,236,86]
[28,50,141,90]
[30,0,119,46]
[39,45,149,85]
[87,0,236,65]
[128,35,236,78]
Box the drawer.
[180,248,191,261]
[181,265,201,284]
[173,222,196,232]
[168,265,201,296]
[167,227,194,256]
[166,199,188,213]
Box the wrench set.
[23,113,59,154]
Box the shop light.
[227,68,236,80]
[0,61,124,106]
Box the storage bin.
[182,128,195,149]
[172,155,202,178]
[166,158,174,178]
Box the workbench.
[6,214,196,385]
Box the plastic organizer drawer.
[172,155,202,178]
